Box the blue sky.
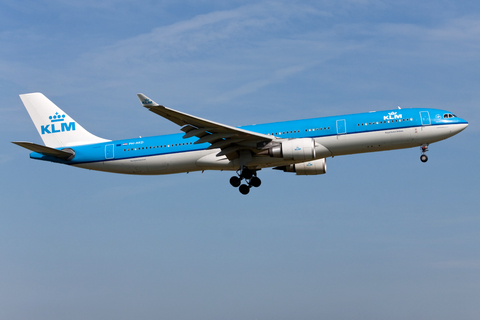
[1,1,480,319]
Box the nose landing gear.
[230,167,261,195]
[420,144,429,163]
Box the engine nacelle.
[268,138,316,161]
[277,158,327,176]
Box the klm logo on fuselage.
[41,112,76,135]
[384,111,402,121]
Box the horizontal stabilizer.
[12,141,75,160]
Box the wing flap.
[194,133,236,145]
[183,127,216,139]
[207,138,244,149]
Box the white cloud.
[210,65,308,103]
[81,2,324,64]
[52,2,341,104]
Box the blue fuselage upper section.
[30,108,468,164]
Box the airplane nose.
[451,121,468,134]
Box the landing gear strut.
[420,144,429,163]
[230,167,261,195]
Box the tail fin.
[19,93,110,147]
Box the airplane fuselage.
[29,108,468,175]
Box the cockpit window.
[443,113,456,118]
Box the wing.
[137,94,273,159]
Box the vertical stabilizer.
[20,93,110,148]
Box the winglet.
[137,93,161,108]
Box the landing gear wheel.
[249,176,261,188]
[420,154,428,163]
[239,184,250,195]
[230,176,241,187]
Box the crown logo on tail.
[49,112,65,123]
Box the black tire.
[249,176,261,188]
[230,176,241,187]
[239,184,250,195]
[420,154,428,163]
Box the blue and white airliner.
[14,93,468,194]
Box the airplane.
[13,92,468,195]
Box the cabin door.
[336,119,346,134]
[420,111,431,125]
[105,144,114,159]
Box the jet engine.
[264,138,316,161]
[274,158,327,176]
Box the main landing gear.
[420,144,429,163]
[230,167,261,195]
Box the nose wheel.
[420,144,429,163]
[229,167,261,195]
